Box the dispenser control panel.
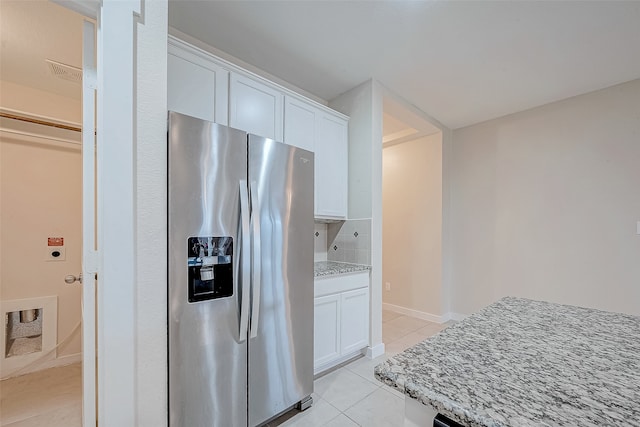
[187,237,233,303]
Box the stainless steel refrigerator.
[168,111,314,426]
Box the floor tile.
[2,402,81,427]
[385,316,433,332]
[382,323,412,343]
[343,387,405,427]
[344,354,389,386]
[382,310,402,323]
[314,368,379,412]
[384,340,413,356]
[269,395,340,427]
[386,384,405,399]
[415,323,447,337]
[323,413,360,427]
[0,363,81,425]
[396,332,429,348]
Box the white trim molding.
[97,1,141,425]
[365,343,386,359]
[447,312,469,322]
[382,302,451,324]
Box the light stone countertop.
[375,296,640,426]
[314,261,371,278]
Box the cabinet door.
[167,51,229,124]
[283,96,316,152]
[229,73,283,140]
[315,113,348,218]
[340,287,369,355]
[313,294,341,368]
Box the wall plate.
[46,246,66,261]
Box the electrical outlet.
[46,246,66,261]
[385,282,391,291]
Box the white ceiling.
[0,1,83,100]
[2,1,638,131]
[169,0,640,129]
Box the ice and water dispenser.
[187,237,233,302]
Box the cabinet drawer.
[314,271,369,297]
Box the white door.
[315,113,348,218]
[283,96,316,152]
[229,73,283,140]
[81,18,98,427]
[340,288,369,354]
[313,294,341,368]
[167,45,229,124]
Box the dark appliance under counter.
[433,414,465,427]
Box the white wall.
[0,131,82,359]
[383,134,443,317]
[331,81,374,219]
[451,79,640,316]
[330,80,384,357]
[0,80,81,124]
[134,1,168,425]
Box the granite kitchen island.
[375,297,640,426]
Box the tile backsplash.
[314,223,328,262]
[314,219,372,265]
[327,219,371,265]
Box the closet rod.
[0,112,81,132]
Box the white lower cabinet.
[340,288,369,355]
[313,294,341,367]
[314,272,370,373]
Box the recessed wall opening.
[5,309,44,358]
[381,97,445,346]
[0,0,86,423]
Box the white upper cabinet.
[284,95,348,219]
[315,112,348,219]
[283,96,316,152]
[168,37,348,219]
[167,43,229,124]
[229,73,283,141]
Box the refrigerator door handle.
[239,180,251,342]
[249,180,261,339]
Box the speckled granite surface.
[375,297,640,426]
[314,261,371,277]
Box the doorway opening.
[0,1,87,424]
[380,97,447,353]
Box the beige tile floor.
[0,310,450,427]
[267,310,451,427]
[0,363,82,426]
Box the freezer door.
[168,112,249,427]
[248,136,315,426]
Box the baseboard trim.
[365,343,385,359]
[314,350,364,377]
[447,312,468,322]
[382,303,448,324]
[2,353,81,379]
[38,352,81,371]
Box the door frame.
[54,1,164,425]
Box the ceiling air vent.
[46,59,82,83]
